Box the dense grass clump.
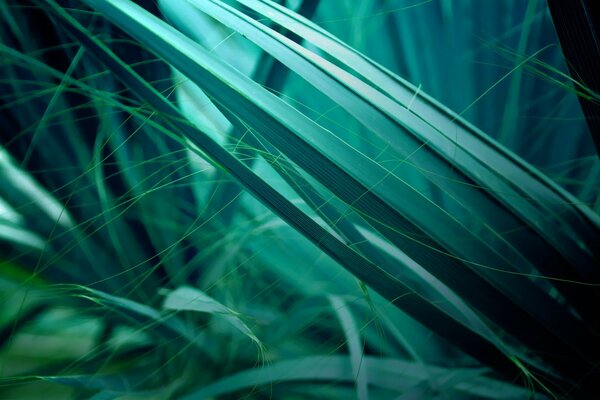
[0,1,599,399]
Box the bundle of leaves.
[0,0,599,399]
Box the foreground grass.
[0,0,599,398]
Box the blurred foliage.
[0,0,599,399]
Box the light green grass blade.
[181,355,535,400]
[162,286,261,348]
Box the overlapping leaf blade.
[44,0,523,382]
[11,0,596,396]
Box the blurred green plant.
[0,0,599,399]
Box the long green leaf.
[44,0,523,381]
